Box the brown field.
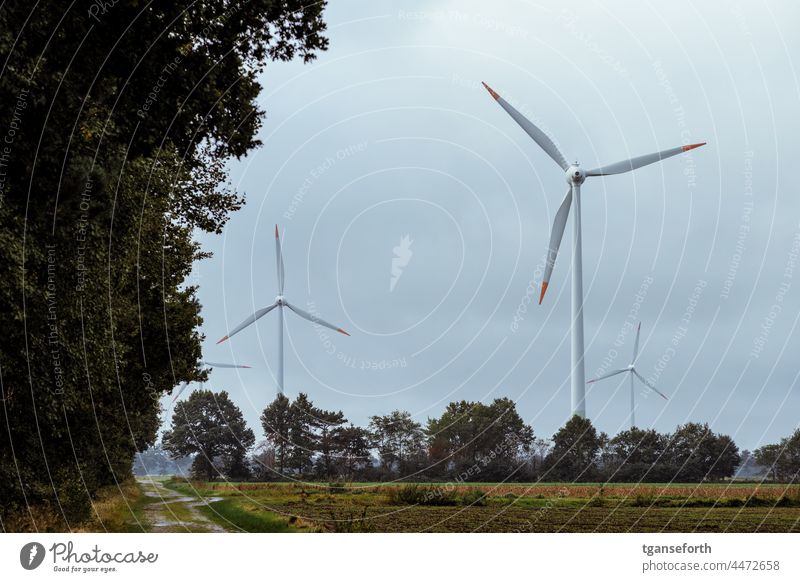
[162,480,800,533]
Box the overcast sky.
[163,0,800,451]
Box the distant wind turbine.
[482,81,705,418]
[587,322,668,428]
[217,225,350,395]
[172,360,251,403]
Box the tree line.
[0,1,328,530]
[161,390,800,484]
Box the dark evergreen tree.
[261,394,293,473]
[162,390,255,481]
[543,416,602,481]
[369,411,426,478]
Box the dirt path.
[136,477,228,533]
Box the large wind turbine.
[172,360,251,403]
[482,81,704,418]
[217,225,350,395]
[587,322,668,428]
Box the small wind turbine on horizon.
[587,322,668,429]
[217,225,350,395]
[481,81,705,419]
[171,360,251,404]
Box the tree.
[261,392,349,478]
[223,449,252,481]
[606,428,670,482]
[425,398,533,480]
[754,430,800,482]
[530,438,552,477]
[543,416,602,481]
[163,390,255,481]
[286,393,321,474]
[336,425,374,481]
[665,423,740,481]
[0,1,328,527]
[261,394,293,473]
[250,441,278,482]
[369,411,426,478]
[314,409,348,480]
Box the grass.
[47,479,150,533]
[163,479,312,533]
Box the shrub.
[387,484,458,506]
[459,489,488,506]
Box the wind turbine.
[481,81,704,418]
[217,225,350,395]
[587,322,668,428]
[172,360,251,403]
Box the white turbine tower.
[172,360,251,403]
[217,225,350,395]
[482,81,705,418]
[587,322,668,428]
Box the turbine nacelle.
[566,164,586,185]
[275,295,286,306]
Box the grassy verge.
[76,479,150,532]
[164,478,311,533]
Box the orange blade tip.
[275,224,279,238]
[337,328,350,336]
[538,281,549,305]
[481,81,499,100]
[682,142,706,152]
[216,335,229,344]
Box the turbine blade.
[586,142,706,176]
[171,382,189,403]
[633,370,669,400]
[275,225,285,294]
[482,82,569,171]
[540,188,572,303]
[586,368,628,383]
[632,322,641,364]
[200,361,252,369]
[217,302,278,343]
[285,301,350,336]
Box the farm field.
[161,479,800,533]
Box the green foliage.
[665,422,741,481]
[387,484,458,506]
[543,415,603,481]
[0,1,327,528]
[426,398,534,480]
[754,429,800,482]
[163,390,254,481]
[459,488,488,506]
[370,410,427,478]
[260,393,364,479]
